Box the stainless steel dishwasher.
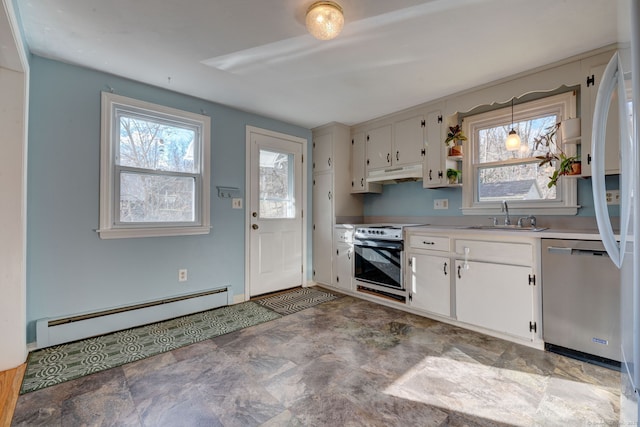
[542,238,621,367]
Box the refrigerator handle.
[591,51,630,269]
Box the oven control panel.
[354,226,403,241]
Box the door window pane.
[259,149,295,219]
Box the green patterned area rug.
[20,302,279,394]
[21,287,340,394]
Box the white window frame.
[99,92,211,239]
[461,92,578,216]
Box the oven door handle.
[354,241,404,251]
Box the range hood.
[366,163,423,184]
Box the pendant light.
[505,98,521,151]
[306,1,344,41]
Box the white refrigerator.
[591,0,639,423]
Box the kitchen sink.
[461,225,548,232]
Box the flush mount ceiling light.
[306,1,344,41]
[505,97,522,151]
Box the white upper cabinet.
[423,107,447,188]
[312,132,333,173]
[580,51,622,176]
[366,124,393,170]
[365,117,426,172]
[351,131,381,194]
[393,115,426,167]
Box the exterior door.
[248,128,304,297]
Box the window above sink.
[461,91,578,216]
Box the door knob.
[252,224,259,230]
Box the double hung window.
[461,92,578,215]
[99,92,211,238]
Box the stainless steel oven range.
[353,224,415,302]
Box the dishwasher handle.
[547,246,609,257]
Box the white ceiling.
[16,0,629,129]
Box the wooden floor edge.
[0,363,26,427]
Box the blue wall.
[26,56,311,343]
[364,176,621,217]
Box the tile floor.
[12,294,620,426]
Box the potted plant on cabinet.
[446,168,461,184]
[444,124,466,157]
[534,121,581,188]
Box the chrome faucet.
[501,200,511,225]
[517,215,537,228]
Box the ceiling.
[16,0,629,129]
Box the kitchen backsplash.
[363,175,620,219]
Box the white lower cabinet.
[455,260,534,340]
[408,253,451,317]
[332,227,353,291]
[333,241,353,292]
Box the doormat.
[20,286,341,394]
[254,286,341,315]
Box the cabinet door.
[581,60,621,176]
[366,124,392,170]
[423,109,447,187]
[351,132,381,194]
[393,115,425,167]
[333,242,353,291]
[455,260,533,340]
[312,172,333,285]
[408,253,451,317]
[351,132,366,193]
[313,132,333,173]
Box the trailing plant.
[444,124,467,147]
[446,168,461,183]
[534,122,580,188]
[446,168,461,179]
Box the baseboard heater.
[36,286,232,349]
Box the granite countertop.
[407,224,608,241]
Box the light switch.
[232,198,243,209]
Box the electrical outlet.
[434,199,449,210]
[605,190,620,205]
[232,198,242,209]
[178,269,188,282]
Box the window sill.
[97,225,211,239]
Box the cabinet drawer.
[455,240,532,265]
[409,235,450,252]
